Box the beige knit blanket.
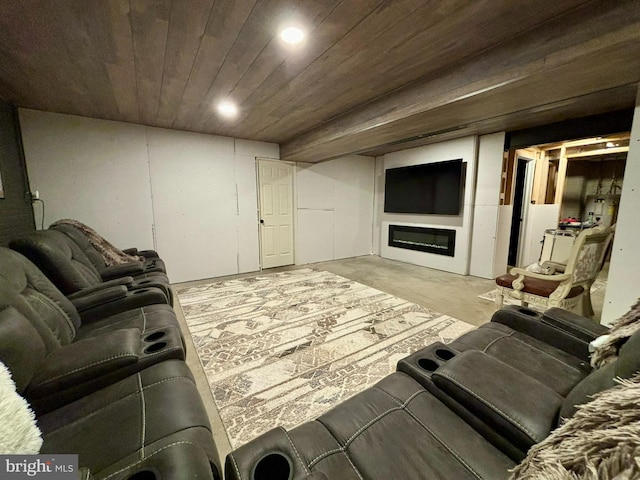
[590,299,640,368]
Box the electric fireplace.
[388,225,456,257]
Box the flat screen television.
[384,159,463,215]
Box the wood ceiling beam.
[558,134,630,148]
[566,146,629,158]
[360,85,637,158]
[280,2,640,162]
[240,0,590,142]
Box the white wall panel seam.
[144,127,158,251]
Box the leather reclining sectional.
[49,222,168,278]
[9,230,175,322]
[226,306,638,480]
[2,221,633,480]
[0,243,222,480]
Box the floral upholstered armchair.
[494,225,614,317]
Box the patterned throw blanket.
[50,219,143,266]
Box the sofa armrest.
[491,306,593,361]
[541,308,609,342]
[27,328,140,398]
[432,350,563,452]
[70,286,129,312]
[508,267,571,282]
[540,261,566,273]
[129,278,171,304]
[100,262,146,280]
[67,277,134,299]
[74,287,168,323]
[123,247,159,258]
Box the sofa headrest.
[50,223,108,270]
[0,249,79,352]
[0,305,46,393]
[10,231,103,294]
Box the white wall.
[19,110,155,249]
[145,129,268,282]
[379,137,478,275]
[295,155,375,265]
[519,204,561,267]
[372,156,384,255]
[494,205,513,276]
[602,87,640,325]
[469,132,505,278]
[19,109,278,283]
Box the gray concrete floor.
[173,254,608,470]
[310,255,498,327]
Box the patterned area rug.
[177,268,474,449]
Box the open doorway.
[497,133,629,320]
[507,155,533,266]
[501,133,628,267]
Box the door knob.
[260,219,264,224]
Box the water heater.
[584,194,620,227]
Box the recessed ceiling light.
[280,27,304,44]
[217,101,238,117]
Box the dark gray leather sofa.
[225,306,635,480]
[9,230,174,312]
[50,222,168,277]
[0,244,221,479]
[0,304,221,479]
[395,306,607,461]
[0,248,185,414]
[0,248,179,341]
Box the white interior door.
[258,159,294,269]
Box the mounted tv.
[384,159,463,215]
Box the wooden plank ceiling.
[0,0,638,163]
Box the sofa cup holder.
[126,470,158,480]
[144,331,166,342]
[515,307,539,317]
[143,341,168,354]
[417,348,456,372]
[252,453,292,480]
[404,343,459,378]
[418,358,439,372]
[435,348,456,361]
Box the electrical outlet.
[29,190,39,201]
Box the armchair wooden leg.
[582,292,595,317]
[495,289,505,309]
